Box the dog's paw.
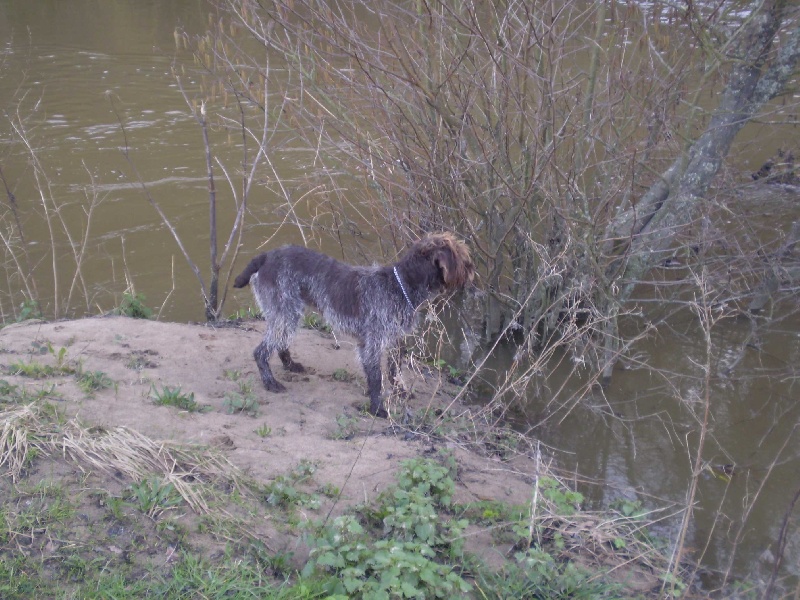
[391,387,415,401]
[368,405,389,419]
[263,380,287,393]
[285,362,306,373]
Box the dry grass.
[0,402,243,513]
[0,404,48,483]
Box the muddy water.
[0,0,288,323]
[1,0,799,594]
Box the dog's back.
[234,246,371,320]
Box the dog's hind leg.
[278,348,305,373]
[254,289,304,390]
[254,337,286,393]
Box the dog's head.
[404,232,475,293]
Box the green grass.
[0,549,338,600]
[228,306,262,320]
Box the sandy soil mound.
[0,317,535,518]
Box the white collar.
[393,266,416,310]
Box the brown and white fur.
[233,233,474,418]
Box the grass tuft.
[150,385,207,413]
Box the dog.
[233,233,474,418]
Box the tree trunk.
[611,2,800,302]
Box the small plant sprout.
[9,343,76,378]
[254,423,272,438]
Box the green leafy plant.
[610,497,646,519]
[540,477,584,516]
[395,458,456,507]
[262,462,320,510]
[15,299,41,323]
[223,391,259,416]
[304,458,471,598]
[318,483,340,499]
[427,357,464,384]
[115,292,152,319]
[331,368,354,383]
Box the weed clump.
[329,412,359,440]
[76,370,114,395]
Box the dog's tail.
[233,254,267,288]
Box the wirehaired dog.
[233,233,474,418]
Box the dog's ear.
[433,249,454,286]
[434,246,474,288]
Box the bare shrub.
[194,0,800,404]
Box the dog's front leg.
[359,343,388,418]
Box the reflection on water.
[1,0,799,594]
[536,309,800,589]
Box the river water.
[1,0,799,595]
